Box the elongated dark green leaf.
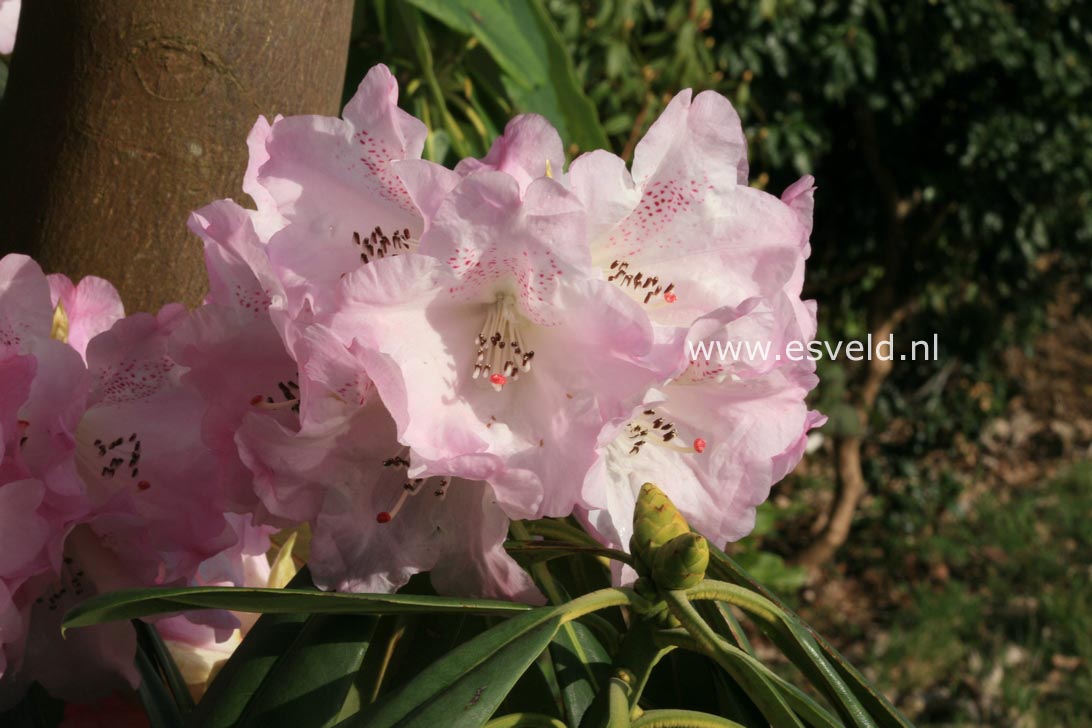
[501,0,610,154]
[344,606,563,728]
[403,0,608,153]
[663,593,804,728]
[133,620,194,715]
[498,649,564,719]
[505,540,633,567]
[354,615,410,706]
[705,547,912,728]
[711,670,768,728]
[189,569,316,728]
[135,647,184,728]
[63,586,530,629]
[237,613,378,727]
[549,620,610,726]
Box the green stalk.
[484,713,569,728]
[631,709,746,727]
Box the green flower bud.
[631,483,689,569]
[651,532,709,590]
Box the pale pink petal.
[188,200,281,314]
[594,182,810,327]
[567,150,640,242]
[392,158,462,226]
[255,65,426,316]
[632,89,748,189]
[169,303,297,512]
[81,308,236,584]
[0,352,35,470]
[420,170,591,306]
[0,480,50,577]
[46,274,125,362]
[455,114,564,196]
[0,254,52,353]
[0,0,18,56]
[14,338,89,502]
[582,294,821,555]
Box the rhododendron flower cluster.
[0,62,822,704]
[0,0,18,56]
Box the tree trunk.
[0,0,354,312]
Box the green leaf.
[62,586,531,629]
[663,592,804,728]
[403,0,608,153]
[354,615,411,706]
[504,540,634,567]
[188,570,316,728]
[133,619,195,715]
[135,647,184,728]
[344,607,564,728]
[549,620,610,725]
[237,614,379,727]
[704,548,913,728]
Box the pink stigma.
[664,291,678,303]
[250,395,263,405]
[137,480,151,490]
[693,438,707,454]
[489,373,507,387]
[376,512,392,524]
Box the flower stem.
[630,709,746,728]
[483,713,569,728]
[557,588,634,624]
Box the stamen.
[473,295,533,390]
[90,431,145,480]
[252,397,301,411]
[353,226,416,264]
[376,450,451,524]
[608,259,677,307]
[624,409,704,455]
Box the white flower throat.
[473,294,535,391]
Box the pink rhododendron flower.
[245,63,428,318]
[1,255,92,696]
[237,394,539,601]
[0,0,19,56]
[454,92,824,558]
[0,254,271,703]
[187,189,538,601]
[328,170,678,518]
